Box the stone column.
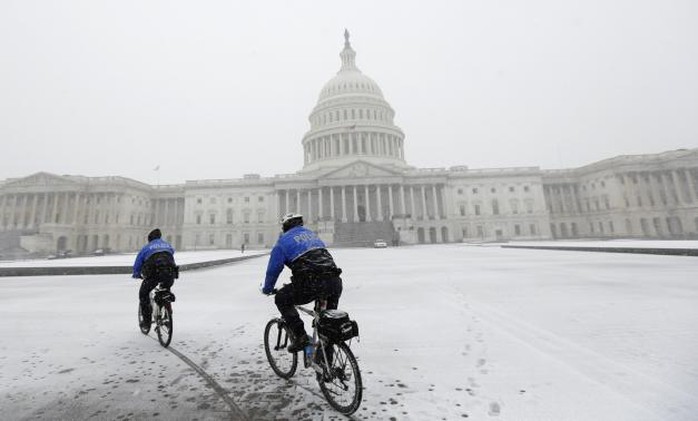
[0,194,6,229]
[72,193,80,225]
[18,194,27,227]
[41,193,49,224]
[296,190,301,214]
[284,190,289,214]
[30,194,39,228]
[318,187,324,220]
[275,191,281,219]
[174,199,181,226]
[388,185,394,219]
[7,195,16,228]
[341,186,347,222]
[307,190,312,221]
[330,187,335,220]
[364,184,371,222]
[400,185,406,216]
[62,192,70,224]
[421,186,427,219]
[353,186,359,222]
[433,185,441,220]
[409,186,415,218]
[685,169,697,202]
[376,185,383,221]
[51,193,59,224]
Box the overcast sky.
[1,0,696,185]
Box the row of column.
[304,132,404,164]
[276,184,444,222]
[0,192,167,231]
[0,192,81,230]
[622,169,698,205]
[547,168,698,215]
[153,198,183,227]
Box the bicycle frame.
[296,300,332,376]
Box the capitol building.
[1,32,697,256]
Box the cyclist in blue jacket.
[262,213,343,352]
[133,228,177,329]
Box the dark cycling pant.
[139,276,174,317]
[275,276,342,338]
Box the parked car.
[373,239,388,248]
[47,250,73,259]
[92,247,112,256]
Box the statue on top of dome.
[344,28,350,47]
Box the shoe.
[287,334,310,353]
[140,319,151,329]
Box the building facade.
[1,32,697,257]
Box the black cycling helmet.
[280,213,303,232]
[148,228,162,242]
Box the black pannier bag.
[154,290,176,305]
[317,309,359,342]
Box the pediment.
[322,161,404,180]
[4,172,78,188]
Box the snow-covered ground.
[1,244,696,420]
[0,250,266,268]
[503,239,698,249]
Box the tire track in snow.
[152,337,250,421]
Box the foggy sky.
[1,0,697,185]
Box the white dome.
[318,71,384,103]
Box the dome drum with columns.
[1,31,697,256]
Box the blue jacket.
[132,238,175,278]
[263,225,327,293]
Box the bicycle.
[138,284,175,348]
[263,293,362,415]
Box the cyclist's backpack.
[144,251,179,282]
[317,309,359,342]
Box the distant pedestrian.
[241,243,246,254]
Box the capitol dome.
[301,30,407,172]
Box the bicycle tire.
[264,318,298,379]
[138,304,150,335]
[156,303,173,348]
[318,341,362,415]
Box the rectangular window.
[210,214,216,225]
[257,232,264,244]
[474,205,481,216]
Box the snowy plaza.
[1,243,697,420]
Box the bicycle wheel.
[138,304,150,335]
[264,318,298,379]
[156,304,173,348]
[318,341,362,415]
